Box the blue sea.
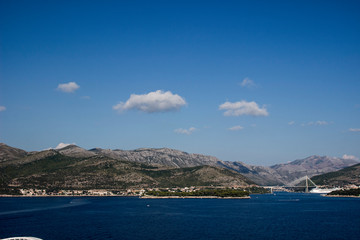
[1,192,359,240]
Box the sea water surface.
[1,192,359,240]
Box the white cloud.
[240,77,256,88]
[228,125,244,131]
[81,96,91,100]
[349,128,360,132]
[342,154,359,161]
[219,100,268,117]
[57,82,80,93]
[288,121,295,125]
[315,121,329,125]
[0,106,6,112]
[301,121,331,126]
[55,142,74,149]
[113,90,186,113]
[174,127,196,135]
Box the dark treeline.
[328,188,360,196]
[146,189,250,197]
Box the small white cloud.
[240,77,256,88]
[81,96,91,100]
[228,125,244,131]
[174,127,196,135]
[0,106,6,112]
[113,90,186,113]
[288,121,295,125]
[342,154,359,161]
[301,121,330,126]
[57,82,80,93]
[315,121,328,126]
[349,128,360,132]
[219,100,268,117]
[55,143,74,149]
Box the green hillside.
[312,163,360,187]
[0,152,254,194]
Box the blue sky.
[1,0,359,165]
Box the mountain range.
[84,146,357,185]
[0,143,358,191]
[0,143,254,193]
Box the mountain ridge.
[1,143,358,186]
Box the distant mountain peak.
[54,143,77,150]
[55,144,96,158]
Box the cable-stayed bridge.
[264,176,318,193]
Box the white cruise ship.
[310,187,339,194]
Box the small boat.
[2,237,43,240]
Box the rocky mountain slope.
[1,143,358,186]
[219,161,285,186]
[89,147,222,168]
[311,163,360,187]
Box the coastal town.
[15,186,208,197]
[2,186,267,197]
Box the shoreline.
[0,195,251,199]
[0,194,138,198]
[325,195,360,198]
[140,195,251,199]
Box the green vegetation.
[146,189,250,198]
[312,163,360,187]
[245,186,270,194]
[327,188,360,196]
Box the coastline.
[0,194,137,198]
[140,195,251,199]
[325,195,360,198]
[0,194,251,199]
